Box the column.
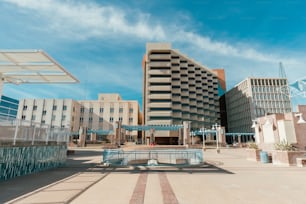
[183,121,190,146]
[0,73,3,98]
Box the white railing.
[0,117,70,146]
[102,149,204,166]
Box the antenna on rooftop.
[279,62,287,79]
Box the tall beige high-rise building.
[225,77,292,133]
[142,43,221,144]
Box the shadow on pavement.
[97,162,234,174]
[0,149,102,203]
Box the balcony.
[172,112,182,118]
[172,73,180,78]
[172,81,180,86]
[149,78,172,83]
[149,54,170,60]
[149,69,171,75]
[149,94,172,99]
[172,89,181,94]
[149,61,171,67]
[149,102,172,108]
[180,70,188,75]
[181,84,188,89]
[149,86,171,91]
[148,111,172,117]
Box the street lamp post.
[212,123,221,153]
[191,131,194,146]
[201,127,206,150]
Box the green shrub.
[274,140,296,151]
[247,142,258,149]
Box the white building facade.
[17,99,80,132]
[226,77,292,133]
[78,94,140,142]
[17,93,141,143]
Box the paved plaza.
[1,147,306,204]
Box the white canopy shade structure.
[0,50,79,96]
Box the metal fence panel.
[102,149,204,166]
[0,117,69,146]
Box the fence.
[102,149,203,166]
[0,117,70,146]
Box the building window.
[129,117,133,122]
[99,117,103,122]
[63,105,67,111]
[89,108,93,113]
[110,117,114,122]
[33,105,37,111]
[52,115,56,121]
[100,108,104,113]
[80,106,84,113]
[23,105,27,110]
[119,117,123,121]
[110,108,114,113]
[42,110,47,115]
[119,108,123,113]
[41,120,45,124]
[53,105,57,111]
[129,108,133,113]
[62,115,66,121]
[80,117,84,122]
[21,115,26,120]
[89,117,93,123]
[31,115,36,120]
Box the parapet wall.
[0,144,67,180]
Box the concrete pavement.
[1,147,306,204]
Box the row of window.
[80,107,134,113]
[253,93,290,101]
[80,117,133,123]
[23,105,68,111]
[252,86,289,93]
[251,79,287,86]
[21,114,66,121]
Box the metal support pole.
[46,128,50,145]
[202,128,206,150]
[216,128,220,153]
[13,119,19,145]
[32,126,36,145]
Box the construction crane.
[279,62,287,79]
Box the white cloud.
[3,0,306,90]
[3,0,166,40]
[4,0,305,67]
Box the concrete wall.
[0,144,67,180]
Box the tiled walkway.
[2,147,306,204]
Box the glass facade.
[0,95,19,119]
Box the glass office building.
[0,95,19,119]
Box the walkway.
[1,147,306,204]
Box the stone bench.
[296,158,306,167]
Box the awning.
[0,50,79,84]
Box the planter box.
[272,151,306,166]
[246,149,261,162]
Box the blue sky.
[1,0,306,109]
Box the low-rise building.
[254,105,306,151]
[17,93,141,143]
